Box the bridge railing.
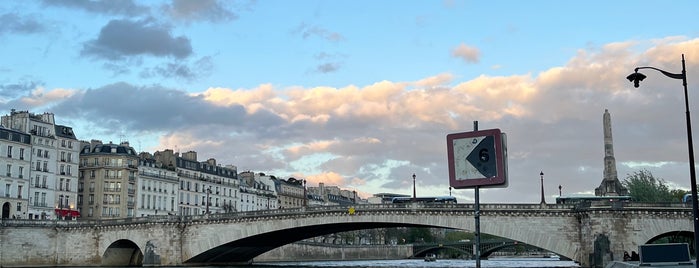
[0,202,689,227]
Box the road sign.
[447,128,507,189]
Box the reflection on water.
[251,258,579,268]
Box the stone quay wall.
[253,242,413,262]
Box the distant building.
[153,149,238,216]
[307,183,360,206]
[368,193,410,204]
[238,171,277,211]
[272,177,305,208]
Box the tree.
[671,188,689,202]
[623,169,675,202]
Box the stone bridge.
[0,202,692,267]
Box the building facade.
[54,124,80,219]
[1,110,80,220]
[153,150,238,216]
[135,154,179,217]
[78,140,139,219]
[0,126,31,219]
[273,177,306,209]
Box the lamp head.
[626,71,647,88]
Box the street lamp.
[558,185,562,197]
[627,54,699,263]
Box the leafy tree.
[623,169,675,202]
[671,189,689,202]
[445,231,474,242]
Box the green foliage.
[623,169,676,202]
[445,231,474,242]
[407,227,435,243]
[670,188,689,202]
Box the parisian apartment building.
[0,109,359,220]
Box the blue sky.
[2,0,699,203]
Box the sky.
[2,0,699,203]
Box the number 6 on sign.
[446,129,508,189]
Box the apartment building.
[0,126,31,219]
[238,171,277,211]
[272,177,305,209]
[78,140,138,219]
[135,153,178,217]
[1,110,79,219]
[153,150,238,216]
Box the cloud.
[0,78,44,99]
[11,37,698,203]
[293,23,345,43]
[140,56,214,81]
[0,13,45,35]
[451,43,480,63]
[162,0,240,23]
[41,0,149,16]
[82,19,193,61]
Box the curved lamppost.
[627,54,699,263]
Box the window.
[17,185,22,199]
[6,164,11,177]
[42,176,47,188]
[19,148,24,160]
[7,145,12,157]
[66,179,70,191]
[16,202,21,212]
[34,192,39,206]
[37,149,42,157]
[67,153,72,162]
[61,152,65,162]
[42,161,47,172]
[18,166,23,178]
[41,193,46,206]
[4,184,9,197]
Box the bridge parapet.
[0,202,689,229]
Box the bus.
[391,196,457,204]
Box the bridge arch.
[102,239,143,266]
[180,204,583,264]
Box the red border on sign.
[446,128,506,189]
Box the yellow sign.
[348,206,355,215]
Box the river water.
[250,258,579,268]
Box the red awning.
[55,209,80,217]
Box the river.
[249,258,579,267]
